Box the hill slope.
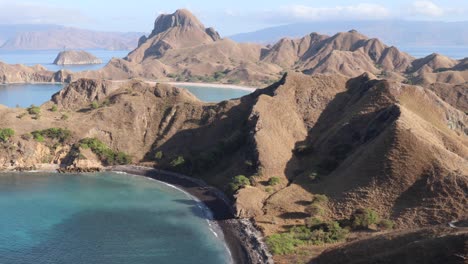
[0,73,465,263]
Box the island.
[53,50,102,65]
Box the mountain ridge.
[0,26,143,50]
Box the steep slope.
[261,30,414,78]
[314,226,467,264]
[0,73,466,263]
[127,9,221,63]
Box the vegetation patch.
[229,175,250,193]
[268,177,280,186]
[90,99,110,110]
[350,208,380,230]
[267,220,348,255]
[27,105,41,115]
[154,151,164,160]
[32,128,72,143]
[170,156,185,167]
[266,233,305,255]
[79,137,131,165]
[0,128,15,142]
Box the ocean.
[0,172,231,264]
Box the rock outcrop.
[0,62,57,83]
[53,50,102,65]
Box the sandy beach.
[161,81,257,92]
[108,165,273,264]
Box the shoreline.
[0,165,273,263]
[107,165,273,264]
[164,81,257,92]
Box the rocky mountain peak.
[149,9,205,38]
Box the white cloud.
[410,1,444,17]
[264,3,391,23]
[0,1,89,25]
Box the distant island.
[53,50,102,65]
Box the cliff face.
[53,50,102,65]
[0,62,64,83]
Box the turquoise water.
[0,84,252,107]
[0,83,64,108]
[0,50,129,72]
[177,85,251,103]
[0,172,231,264]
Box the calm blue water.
[0,83,64,108]
[0,49,129,72]
[0,84,252,108]
[0,172,231,264]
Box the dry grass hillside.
[65,9,467,88]
[0,72,465,263]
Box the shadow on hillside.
[283,76,399,199]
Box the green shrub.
[0,128,15,142]
[305,203,325,217]
[170,156,185,167]
[229,175,250,192]
[115,151,132,165]
[266,233,304,255]
[34,134,45,142]
[268,177,280,186]
[32,128,71,143]
[305,217,323,228]
[269,221,348,253]
[27,105,40,115]
[351,208,380,229]
[61,114,69,120]
[50,105,58,112]
[91,101,99,109]
[378,219,394,230]
[313,194,329,204]
[80,137,131,165]
[154,151,163,160]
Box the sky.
[0,0,466,35]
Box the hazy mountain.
[229,20,468,46]
[0,25,143,50]
[0,24,62,46]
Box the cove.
[0,172,231,264]
[0,83,252,108]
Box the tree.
[268,177,280,186]
[229,175,250,192]
[351,208,380,229]
[0,128,15,142]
